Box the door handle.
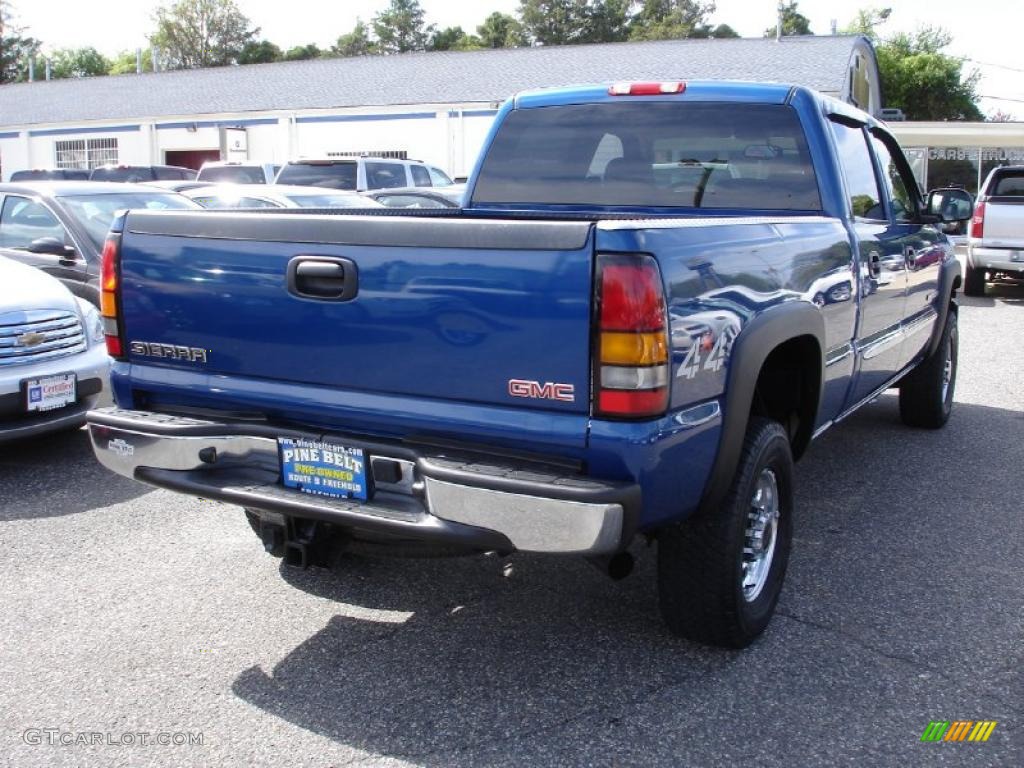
[903,246,917,268]
[867,250,882,277]
[287,257,358,300]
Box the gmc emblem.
[508,379,575,402]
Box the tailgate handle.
[287,257,358,301]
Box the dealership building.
[0,33,1020,194]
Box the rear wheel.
[657,417,793,648]
[963,266,985,297]
[899,309,958,429]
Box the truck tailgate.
[118,211,595,417]
[982,202,1024,247]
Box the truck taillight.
[970,201,985,239]
[100,234,125,359]
[594,254,670,419]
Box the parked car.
[0,181,200,307]
[963,165,1024,295]
[365,185,466,209]
[89,165,197,182]
[184,184,381,209]
[86,81,966,648]
[275,157,453,192]
[0,255,107,443]
[196,161,281,185]
[9,169,92,182]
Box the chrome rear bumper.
[968,245,1024,273]
[87,407,637,555]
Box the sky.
[6,0,1021,118]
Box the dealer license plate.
[278,437,368,501]
[23,373,76,412]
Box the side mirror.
[26,236,77,264]
[926,188,974,223]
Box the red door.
[164,150,220,170]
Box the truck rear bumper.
[86,407,638,555]
[968,245,1024,274]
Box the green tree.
[47,46,111,78]
[764,1,812,37]
[237,39,281,64]
[842,6,890,36]
[0,2,41,83]
[875,27,982,120]
[687,22,740,38]
[334,19,377,57]
[477,11,527,48]
[108,48,154,74]
[587,0,632,43]
[518,0,631,46]
[373,0,434,54]
[430,26,482,51]
[629,0,717,41]
[282,43,321,61]
[150,0,258,69]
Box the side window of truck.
[365,161,406,189]
[869,130,918,223]
[427,166,453,186]
[829,119,885,221]
[409,164,432,187]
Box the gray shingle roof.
[0,35,867,128]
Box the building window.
[55,137,119,169]
[848,54,871,112]
[906,146,1024,197]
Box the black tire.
[963,265,985,297]
[657,417,793,648]
[899,309,958,429]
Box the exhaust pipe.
[588,551,634,581]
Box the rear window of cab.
[472,102,820,211]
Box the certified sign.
[24,373,76,412]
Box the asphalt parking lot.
[1,284,1021,768]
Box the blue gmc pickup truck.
[87,81,968,647]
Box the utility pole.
[776,1,784,42]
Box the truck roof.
[511,80,880,130]
[513,80,796,108]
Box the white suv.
[275,157,453,192]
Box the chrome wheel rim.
[742,468,780,602]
